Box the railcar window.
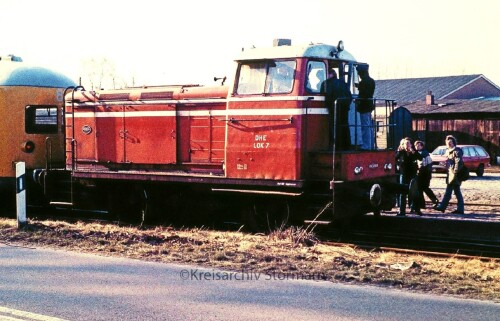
[235,60,296,95]
[25,105,58,134]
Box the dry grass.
[0,217,499,302]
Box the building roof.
[375,74,500,105]
[402,98,500,118]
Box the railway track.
[22,204,500,260]
[313,210,500,258]
[320,228,500,259]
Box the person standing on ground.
[395,137,422,216]
[356,64,375,150]
[412,140,439,215]
[322,69,352,150]
[434,135,465,214]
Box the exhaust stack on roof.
[273,39,291,46]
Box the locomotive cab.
[226,40,398,217]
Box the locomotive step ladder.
[45,86,84,207]
[44,169,74,207]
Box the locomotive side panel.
[68,91,228,173]
[122,104,177,164]
[70,105,97,164]
[95,105,125,163]
[225,99,302,181]
[178,103,226,167]
[225,116,300,180]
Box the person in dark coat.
[412,140,439,215]
[434,135,465,214]
[356,64,375,150]
[395,137,422,216]
[321,69,352,150]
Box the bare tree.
[79,57,117,90]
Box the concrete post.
[16,162,27,228]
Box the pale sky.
[1,0,499,90]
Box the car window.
[463,147,471,157]
[469,147,479,156]
[474,146,488,157]
[431,147,446,156]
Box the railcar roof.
[0,60,76,88]
[235,42,356,62]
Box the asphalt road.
[0,244,499,321]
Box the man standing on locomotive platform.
[321,69,352,151]
[356,64,375,150]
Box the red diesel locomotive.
[42,39,398,226]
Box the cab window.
[235,60,296,95]
[305,61,326,93]
[25,105,58,134]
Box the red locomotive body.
[55,40,398,224]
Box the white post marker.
[16,162,27,228]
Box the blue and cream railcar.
[0,55,75,206]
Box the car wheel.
[476,164,485,177]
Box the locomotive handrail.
[347,97,397,151]
[67,86,85,170]
[56,86,84,207]
[45,137,52,170]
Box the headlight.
[21,141,35,153]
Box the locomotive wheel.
[369,184,382,217]
[369,184,382,207]
[107,184,147,224]
[266,200,291,231]
[241,199,291,233]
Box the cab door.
[304,60,329,150]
